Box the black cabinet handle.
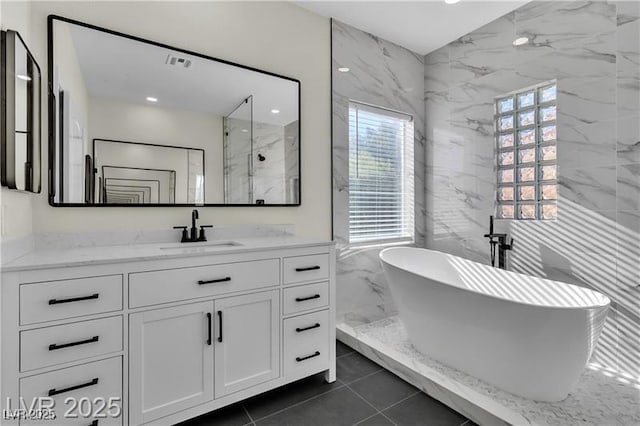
[296,323,320,333]
[206,313,212,345]
[48,378,99,396]
[198,277,231,285]
[295,294,320,302]
[49,336,99,351]
[48,293,99,305]
[217,310,223,343]
[295,266,320,272]
[296,351,321,362]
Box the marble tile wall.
[424,1,639,388]
[332,20,425,325]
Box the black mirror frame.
[1,29,42,193]
[47,15,301,207]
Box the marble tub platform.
[337,317,639,426]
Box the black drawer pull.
[217,310,223,343]
[198,277,231,285]
[206,312,212,346]
[296,351,321,362]
[296,323,320,333]
[295,294,320,302]
[48,378,99,396]
[49,336,99,351]
[49,293,99,305]
[295,266,320,272]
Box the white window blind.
[348,101,414,244]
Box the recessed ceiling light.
[338,67,350,73]
[16,74,31,81]
[444,0,460,4]
[513,37,529,46]
[146,97,158,102]
[271,109,280,114]
[241,129,248,133]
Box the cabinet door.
[129,301,214,424]
[214,290,280,397]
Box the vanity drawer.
[283,281,329,316]
[283,254,329,285]
[20,316,123,372]
[283,310,329,378]
[129,259,280,308]
[20,275,123,325]
[20,356,122,426]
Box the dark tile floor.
[180,341,474,426]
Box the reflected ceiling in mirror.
[48,16,300,206]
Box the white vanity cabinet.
[0,240,335,426]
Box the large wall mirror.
[48,16,300,206]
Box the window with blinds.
[348,101,414,244]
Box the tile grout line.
[242,404,256,425]
[343,365,385,386]
[248,382,346,423]
[345,383,397,426]
[376,389,422,412]
[352,412,388,426]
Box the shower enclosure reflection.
[224,97,253,204]
[223,95,300,205]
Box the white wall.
[89,96,223,203]
[0,1,34,240]
[24,1,331,238]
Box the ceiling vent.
[165,54,192,68]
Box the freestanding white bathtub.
[380,247,610,402]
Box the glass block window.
[348,102,415,243]
[495,82,557,220]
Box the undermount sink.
[160,241,243,250]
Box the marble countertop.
[1,235,334,272]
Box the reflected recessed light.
[444,0,460,4]
[338,67,350,73]
[146,96,158,102]
[241,129,248,133]
[271,109,280,114]
[16,74,31,81]
[513,37,529,46]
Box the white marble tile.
[617,163,640,211]
[558,120,617,169]
[448,13,516,87]
[515,1,616,52]
[559,165,617,211]
[616,114,640,164]
[558,77,617,128]
[338,316,640,426]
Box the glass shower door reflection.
[223,96,253,204]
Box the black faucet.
[173,209,213,243]
[483,215,514,269]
